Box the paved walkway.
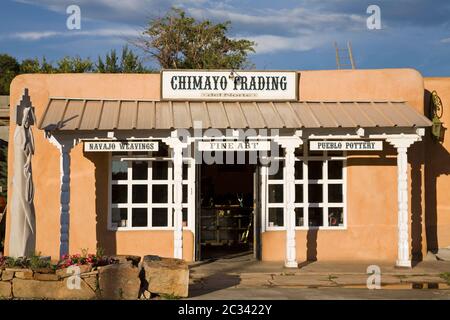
[188,253,450,298]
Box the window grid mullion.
[323,150,329,227]
[127,160,132,228]
[303,146,309,227]
[148,161,152,228]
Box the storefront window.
[110,156,192,230]
[266,145,346,229]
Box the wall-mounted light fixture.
[430,90,445,142]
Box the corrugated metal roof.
[38,98,432,131]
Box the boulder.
[142,256,189,298]
[56,264,92,278]
[32,267,55,274]
[98,262,140,300]
[82,275,99,293]
[12,278,96,300]
[15,269,34,279]
[436,248,450,261]
[1,270,14,281]
[0,281,12,298]
[34,273,60,281]
[109,255,141,267]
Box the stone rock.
[144,255,162,262]
[15,269,34,279]
[32,267,55,274]
[56,264,92,278]
[34,273,60,281]
[142,256,189,298]
[98,262,140,300]
[436,248,450,261]
[12,278,96,300]
[5,268,24,272]
[139,290,152,300]
[0,281,12,298]
[109,255,141,267]
[424,251,438,261]
[82,276,99,293]
[1,270,14,281]
[80,271,99,278]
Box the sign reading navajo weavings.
[162,70,298,101]
[84,141,159,152]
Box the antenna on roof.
[334,41,356,70]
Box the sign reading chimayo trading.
[162,70,298,101]
[198,141,271,151]
[310,141,383,151]
[84,141,159,152]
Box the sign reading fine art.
[198,141,271,151]
[162,70,298,101]
[310,140,383,151]
[84,141,159,152]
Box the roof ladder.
[334,41,356,70]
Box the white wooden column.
[387,136,420,268]
[163,133,188,259]
[275,136,303,268]
[172,144,183,259]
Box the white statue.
[9,90,36,258]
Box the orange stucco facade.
[4,69,449,264]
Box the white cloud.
[7,27,140,41]
[245,34,327,54]
[441,37,450,44]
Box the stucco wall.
[5,74,193,261]
[5,69,429,263]
[424,78,450,251]
[262,69,427,262]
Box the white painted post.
[173,144,183,259]
[275,136,303,268]
[163,133,188,259]
[387,136,420,268]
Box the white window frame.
[108,151,195,232]
[263,144,347,231]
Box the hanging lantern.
[430,91,445,142]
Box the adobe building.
[4,69,450,268]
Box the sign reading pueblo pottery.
[310,140,383,151]
[84,140,159,152]
[162,70,298,101]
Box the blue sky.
[1,0,450,76]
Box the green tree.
[20,57,56,73]
[97,46,147,73]
[0,54,20,94]
[56,56,93,73]
[137,8,255,69]
[20,58,41,73]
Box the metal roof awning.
[38,99,432,131]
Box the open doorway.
[198,162,256,260]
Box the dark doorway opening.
[199,162,255,260]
